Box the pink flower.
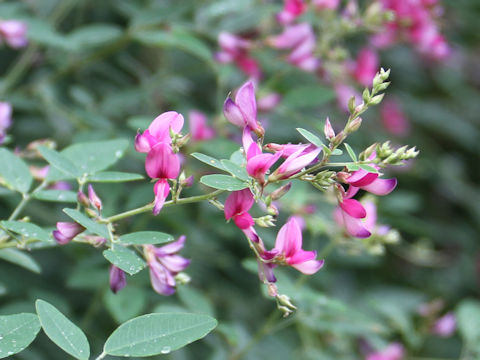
[313,0,340,10]
[268,23,319,72]
[269,145,321,180]
[0,102,12,144]
[52,222,85,245]
[276,0,307,25]
[223,81,264,136]
[189,110,215,141]
[345,168,397,197]
[432,312,456,337]
[324,117,335,140]
[267,217,324,275]
[335,198,371,238]
[0,20,28,49]
[88,184,102,211]
[135,111,184,153]
[109,265,127,294]
[224,188,255,230]
[145,142,180,180]
[352,48,379,87]
[145,236,190,296]
[257,93,282,112]
[366,342,404,360]
[380,99,410,136]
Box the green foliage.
[0,313,41,358]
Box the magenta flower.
[52,222,85,245]
[432,312,456,337]
[276,0,306,25]
[345,168,397,197]
[88,184,102,211]
[313,0,340,10]
[352,47,379,87]
[109,265,127,294]
[145,236,190,296]
[135,111,184,153]
[224,188,255,230]
[0,102,12,144]
[0,20,28,49]
[366,342,404,360]
[189,110,215,141]
[269,145,321,181]
[145,142,180,180]
[257,93,282,112]
[265,142,317,158]
[380,99,410,136]
[267,217,324,275]
[223,81,264,136]
[335,198,371,238]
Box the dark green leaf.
[0,249,41,273]
[0,148,33,193]
[220,160,249,181]
[32,190,77,203]
[344,143,357,162]
[1,221,51,242]
[38,146,80,178]
[0,313,41,359]
[358,164,379,173]
[63,208,109,239]
[118,231,173,245]
[103,246,146,275]
[200,175,248,191]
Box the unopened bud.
[369,93,385,105]
[380,68,390,81]
[88,184,102,211]
[175,133,191,148]
[77,190,89,207]
[362,88,370,103]
[175,272,191,285]
[375,81,390,92]
[277,294,297,309]
[332,131,346,145]
[270,182,292,200]
[346,117,362,133]
[348,95,357,113]
[361,143,378,160]
[336,171,350,183]
[324,117,335,140]
[267,204,279,217]
[384,229,400,244]
[180,174,194,188]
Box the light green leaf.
[200,175,248,191]
[358,164,379,173]
[104,286,147,324]
[103,313,217,357]
[0,148,33,193]
[32,190,77,203]
[87,171,144,183]
[38,146,80,178]
[283,85,335,108]
[346,164,360,171]
[118,231,173,245]
[331,148,343,155]
[1,221,51,242]
[0,313,41,359]
[344,143,357,162]
[191,153,225,171]
[296,128,323,147]
[35,299,90,360]
[220,160,249,181]
[63,208,109,239]
[0,249,41,273]
[48,139,129,180]
[456,299,480,352]
[103,246,146,275]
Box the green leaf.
[200,175,248,191]
[104,286,147,324]
[0,249,41,273]
[63,208,109,239]
[26,19,74,51]
[191,153,225,171]
[331,149,343,156]
[48,139,129,180]
[220,160,249,181]
[133,28,212,63]
[103,313,217,357]
[118,231,173,245]
[0,313,41,359]
[35,299,90,360]
[0,148,33,193]
[344,143,357,162]
[346,164,360,171]
[87,171,144,183]
[1,221,51,242]
[296,128,323,147]
[68,24,122,49]
[38,146,80,178]
[456,300,480,351]
[32,190,77,203]
[177,287,215,317]
[103,246,146,275]
[283,85,335,108]
[358,164,379,173]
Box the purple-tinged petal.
[155,235,186,256]
[258,260,277,283]
[224,189,254,219]
[361,178,397,195]
[287,249,317,264]
[109,265,127,294]
[345,185,359,199]
[148,111,184,143]
[233,212,254,229]
[291,259,325,275]
[153,179,170,215]
[341,211,371,238]
[432,312,456,337]
[148,261,176,296]
[258,93,281,112]
[339,199,367,218]
[241,227,260,243]
[87,184,102,211]
[234,81,257,129]
[223,98,245,127]
[134,130,157,153]
[346,169,379,187]
[242,127,261,160]
[189,110,215,141]
[268,23,311,48]
[0,20,28,48]
[275,146,321,179]
[160,255,191,273]
[274,217,303,257]
[246,152,282,183]
[0,102,12,130]
[145,143,180,179]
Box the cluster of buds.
[0,20,28,49]
[369,141,419,166]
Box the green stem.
[94,351,107,360]
[8,181,48,221]
[105,189,224,223]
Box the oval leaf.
[87,171,144,183]
[191,153,225,171]
[296,128,323,147]
[220,160,249,181]
[104,313,217,357]
[103,246,146,275]
[38,146,80,178]
[0,249,41,273]
[1,221,51,242]
[118,231,173,246]
[63,208,109,239]
[0,148,33,193]
[35,300,90,360]
[32,190,78,203]
[200,175,248,191]
[0,313,41,359]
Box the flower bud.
[53,222,85,245]
[324,117,335,140]
[175,272,191,285]
[109,265,127,294]
[77,190,90,207]
[267,204,279,217]
[270,182,292,200]
[88,184,102,211]
[180,174,194,188]
[369,93,385,105]
[268,283,278,297]
[346,117,362,133]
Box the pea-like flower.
[135,111,184,153]
[52,222,85,245]
[109,265,127,294]
[0,20,28,49]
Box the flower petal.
[346,169,379,187]
[235,81,257,130]
[341,210,371,238]
[224,188,254,219]
[291,259,324,275]
[145,143,180,179]
[223,98,245,127]
[152,179,170,215]
[339,198,367,218]
[148,111,184,142]
[361,178,397,195]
